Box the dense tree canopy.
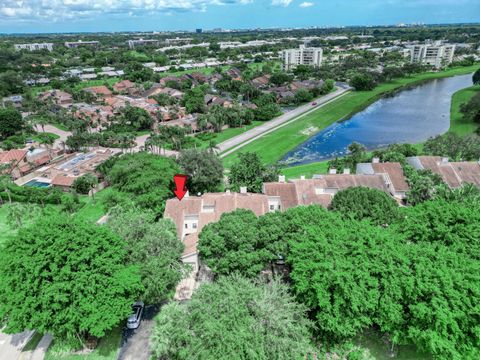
[0,214,142,344]
[229,152,279,193]
[100,152,180,215]
[330,186,400,225]
[178,148,224,194]
[0,107,24,139]
[107,207,186,304]
[150,275,313,360]
[198,209,271,277]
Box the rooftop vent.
[278,175,285,183]
[441,157,449,164]
[372,157,380,164]
[329,168,337,175]
[240,186,247,194]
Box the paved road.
[117,305,160,360]
[218,87,350,158]
[0,330,34,360]
[34,124,70,149]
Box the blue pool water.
[281,74,473,166]
[24,179,51,188]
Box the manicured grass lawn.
[281,161,330,179]
[448,85,480,136]
[195,121,264,149]
[45,327,122,360]
[75,188,113,224]
[32,132,60,141]
[221,65,479,169]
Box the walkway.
[218,87,350,158]
[0,329,34,360]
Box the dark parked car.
[126,301,144,330]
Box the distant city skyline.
[0,0,479,34]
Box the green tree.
[102,153,180,215]
[107,207,186,304]
[73,173,98,196]
[472,68,480,85]
[0,214,142,345]
[294,88,313,104]
[182,86,205,114]
[350,73,376,91]
[198,209,271,277]
[330,186,400,225]
[229,152,279,193]
[178,148,224,194]
[0,108,23,139]
[150,275,313,360]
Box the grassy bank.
[448,85,480,135]
[221,65,478,169]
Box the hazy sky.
[0,0,478,34]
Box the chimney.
[226,189,231,195]
[278,175,285,183]
[343,168,351,175]
[185,191,190,198]
[329,168,337,174]
[240,186,247,194]
[372,157,380,164]
[300,175,305,180]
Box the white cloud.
[271,0,292,7]
[299,2,314,8]
[0,0,252,22]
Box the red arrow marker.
[173,174,188,201]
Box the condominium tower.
[408,42,456,68]
[282,45,323,71]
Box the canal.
[281,73,473,166]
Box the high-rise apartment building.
[282,45,323,71]
[408,42,455,68]
[14,43,54,52]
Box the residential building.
[127,39,160,49]
[356,159,410,199]
[2,95,23,108]
[64,40,100,48]
[282,45,323,71]
[407,42,455,68]
[0,148,50,179]
[38,90,73,108]
[407,156,480,188]
[14,43,54,52]
[113,80,137,95]
[164,190,271,273]
[82,86,113,100]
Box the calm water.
[281,74,473,166]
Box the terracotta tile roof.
[83,86,112,97]
[371,162,410,192]
[164,192,270,257]
[0,149,28,163]
[113,80,135,92]
[51,175,76,187]
[450,161,480,187]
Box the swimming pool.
[24,179,51,188]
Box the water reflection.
[281,74,473,166]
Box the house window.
[192,223,197,229]
[270,205,275,211]
[184,223,188,229]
